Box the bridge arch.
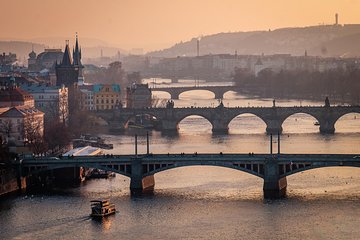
[142,163,264,179]
[222,90,237,99]
[151,90,172,99]
[282,112,320,133]
[280,163,360,178]
[228,113,267,134]
[178,89,216,100]
[176,114,214,132]
[334,112,360,133]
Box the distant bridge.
[17,153,360,199]
[151,85,235,99]
[96,105,360,134]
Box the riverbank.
[0,167,26,197]
[236,87,357,105]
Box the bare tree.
[0,135,11,165]
[0,119,13,140]
[22,114,46,155]
[45,90,68,125]
[59,90,69,124]
[44,122,70,154]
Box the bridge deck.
[21,153,360,165]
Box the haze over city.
[1,1,360,240]
[1,0,360,51]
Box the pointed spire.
[75,32,79,50]
[73,32,81,66]
[61,40,72,66]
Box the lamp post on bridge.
[135,134,138,157]
[270,134,273,155]
[146,131,150,155]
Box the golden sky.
[1,0,360,51]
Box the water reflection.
[91,215,114,231]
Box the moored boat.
[73,134,113,149]
[88,169,116,179]
[90,199,116,218]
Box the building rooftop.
[63,146,102,156]
[0,85,34,103]
[19,83,66,93]
[0,105,43,118]
[93,84,121,93]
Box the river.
[1,79,360,240]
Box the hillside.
[148,24,360,57]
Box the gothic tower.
[55,37,80,87]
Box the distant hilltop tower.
[335,13,339,25]
[196,38,200,57]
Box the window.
[101,100,104,104]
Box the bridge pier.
[214,91,223,100]
[170,93,180,100]
[160,120,179,132]
[130,157,155,193]
[265,120,283,135]
[319,121,335,134]
[263,158,287,199]
[212,120,229,134]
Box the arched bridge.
[151,85,235,99]
[96,105,360,134]
[17,153,360,199]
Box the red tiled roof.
[0,87,34,102]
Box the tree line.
[233,67,360,104]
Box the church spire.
[61,40,72,66]
[73,32,82,66]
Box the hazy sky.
[1,0,360,51]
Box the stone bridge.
[17,153,360,199]
[151,85,235,99]
[95,105,360,134]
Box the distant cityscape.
[0,14,359,213]
[1,2,360,239]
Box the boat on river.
[90,200,116,218]
[88,169,116,179]
[73,134,113,149]
[128,114,160,129]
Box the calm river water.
[1,79,360,240]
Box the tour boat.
[90,200,116,218]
